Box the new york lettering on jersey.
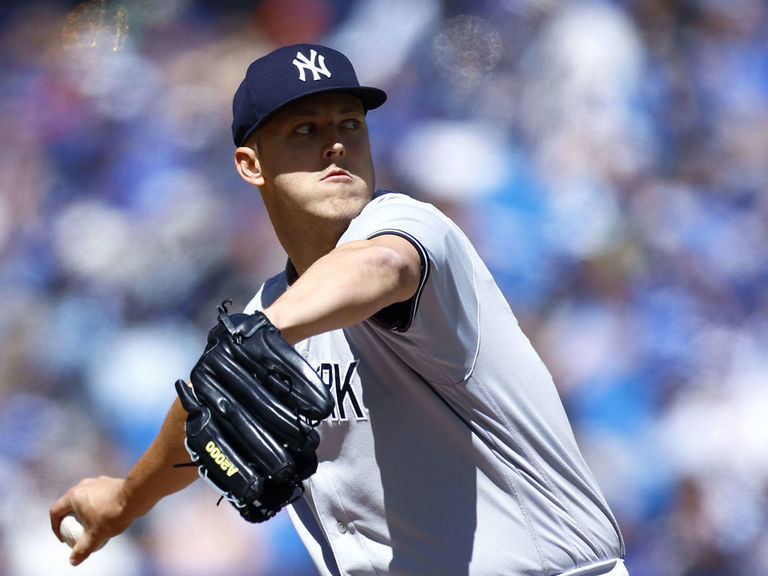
[317,361,368,422]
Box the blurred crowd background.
[1,0,766,575]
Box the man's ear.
[234,146,264,186]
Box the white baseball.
[59,514,84,548]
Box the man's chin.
[322,190,370,221]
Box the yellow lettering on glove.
[205,440,240,477]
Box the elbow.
[368,245,421,303]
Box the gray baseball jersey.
[244,190,625,576]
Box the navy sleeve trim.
[367,229,430,332]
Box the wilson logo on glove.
[204,441,241,477]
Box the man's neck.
[274,217,349,276]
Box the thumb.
[69,530,104,566]
[69,541,90,566]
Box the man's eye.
[342,119,360,130]
[295,124,314,135]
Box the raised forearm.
[264,237,421,344]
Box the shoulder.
[342,190,454,243]
[364,189,438,214]
[243,268,289,314]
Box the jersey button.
[336,521,347,534]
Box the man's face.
[252,92,376,227]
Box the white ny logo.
[292,49,332,82]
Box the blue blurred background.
[1,1,767,575]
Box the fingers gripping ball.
[176,302,334,523]
[59,514,83,548]
[59,514,107,550]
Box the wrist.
[119,474,151,521]
[262,306,301,345]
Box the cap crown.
[232,44,387,146]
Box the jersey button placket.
[336,520,348,534]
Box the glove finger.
[191,373,298,481]
[176,379,300,482]
[237,480,302,524]
[176,378,203,416]
[227,313,333,419]
[182,405,264,507]
[292,450,319,480]
[196,349,320,452]
[175,379,214,446]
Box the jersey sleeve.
[243,270,288,314]
[338,191,481,383]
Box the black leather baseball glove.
[175,301,334,523]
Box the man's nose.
[324,141,345,158]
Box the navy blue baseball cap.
[232,43,387,146]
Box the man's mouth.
[321,167,352,181]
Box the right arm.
[264,235,422,344]
[50,396,198,566]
